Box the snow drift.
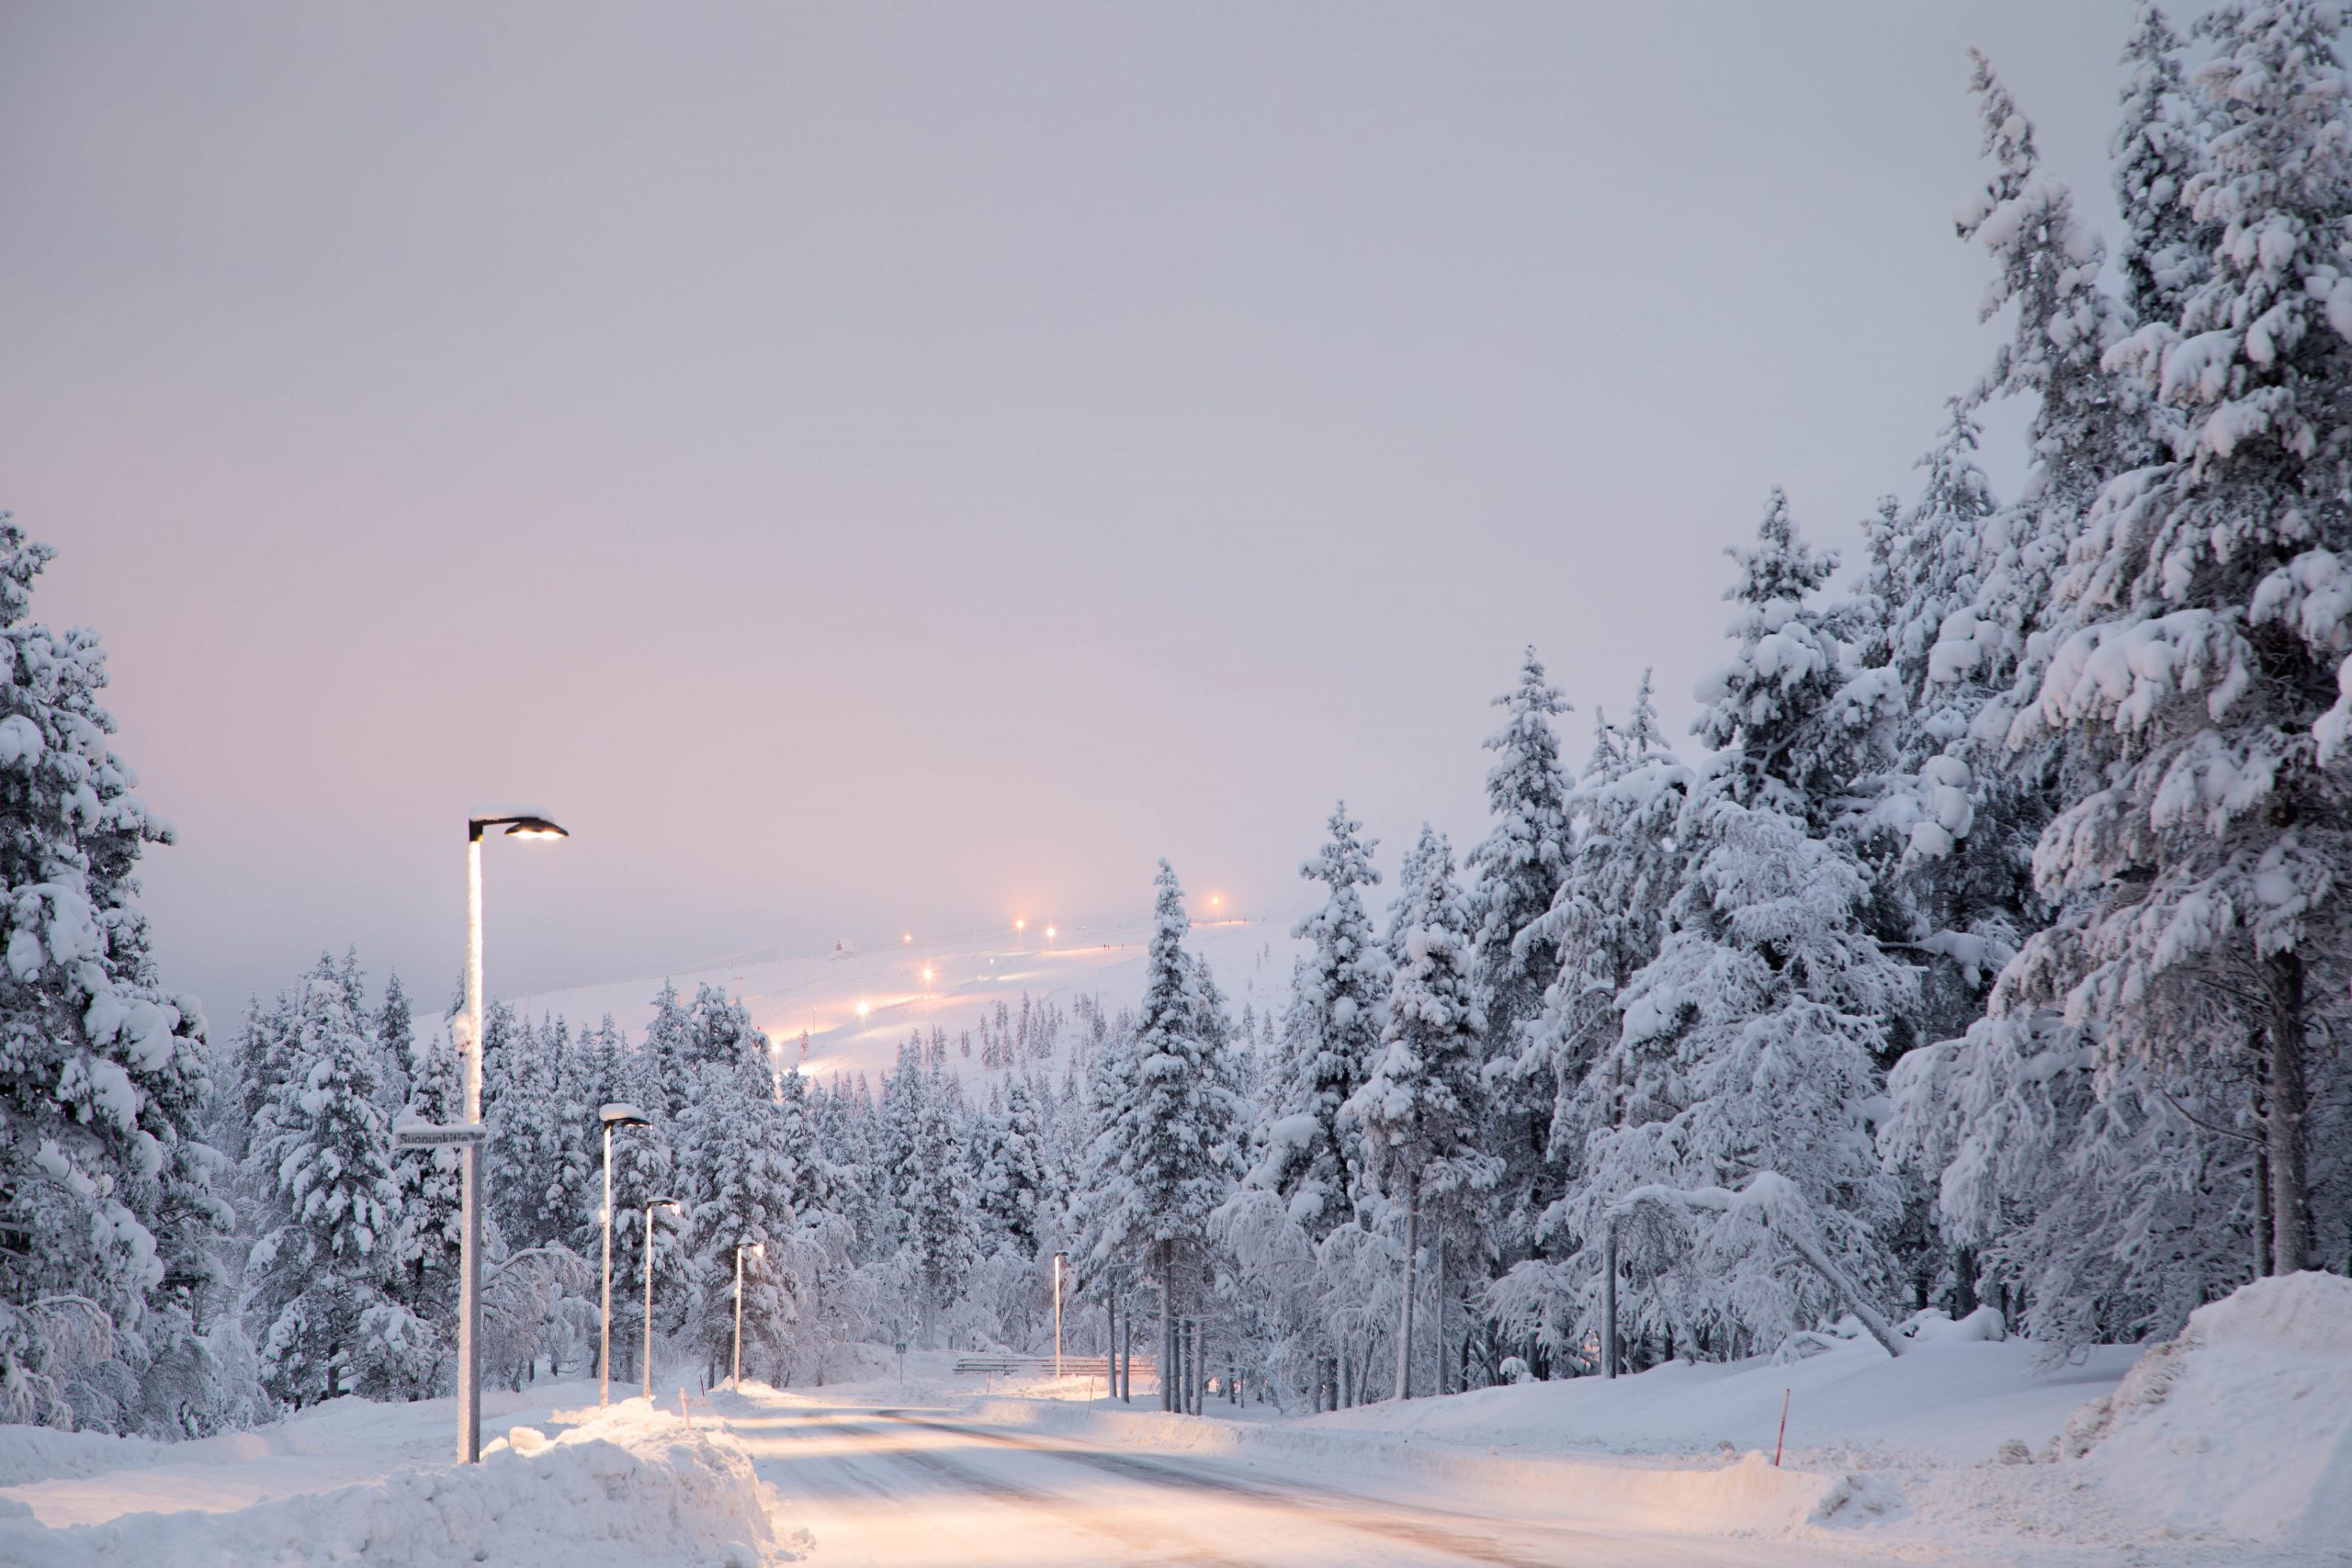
[0,1401,789,1568]
[2072,1270,2352,1551]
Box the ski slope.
[508,916,1303,1087]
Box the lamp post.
[734,1240,765,1387]
[1053,1251,1067,1380]
[643,1197,680,1403]
[457,811,567,1464]
[597,1101,650,1408]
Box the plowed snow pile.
[0,1401,788,1568]
[2073,1270,2352,1551]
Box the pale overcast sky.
[0,2,2160,1015]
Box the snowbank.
[0,1401,790,1568]
[2073,1270,2352,1551]
[1305,1315,2135,1469]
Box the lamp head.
[504,816,569,840]
[743,1241,765,1258]
[600,1101,650,1129]
[648,1196,680,1213]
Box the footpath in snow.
[0,1382,789,1568]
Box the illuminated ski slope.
[509,915,1302,1087]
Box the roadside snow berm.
[2067,1270,2352,1551]
[0,1399,788,1567]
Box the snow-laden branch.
[1608,1173,1905,1358]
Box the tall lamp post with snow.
[1052,1251,1067,1380]
[455,811,568,1464]
[643,1197,681,1402]
[598,1101,650,1408]
[733,1240,764,1387]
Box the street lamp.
[1053,1251,1068,1380]
[456,811,568,1463]
[643,1197,681,1403]
[734,1240,765,1387]
[598,1101,650,1409]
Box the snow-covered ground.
[4,1274,2342,1566]
[509,915,1299,1086]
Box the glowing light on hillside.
[855,999,869,1021]
[901,931,912,944]
[1045,925,1057,944]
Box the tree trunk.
[1394,1179,1420,1401]
[1432,1225,1447,1396]
[1602,1222,1618,1379]
[2256,1143,2275,1278]
[1338,1342,1351,1408]
[1158,1242,1173,1414]
[2265,951,2315,1272]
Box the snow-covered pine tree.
[1087,863,1243,1411]
[674,1044,802,1382]
[605,1013,685,1380]
[1464,651,1575,1275]
[2114,3,2213,333]
[641,982,695,1118]
[1877,49,2166,1330]
[977,1076,1049,1257]
[879,1048,978,1348]
[2002,0,2352,1276]
[1345,827,1494,1400]
[373,972,414,1133]
[1562,496,1916,1358]
[384,1014,462,1389]
[0,520,232,1433]
[242,970,403,1406]
[1250,806,1385,1240]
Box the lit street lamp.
[643,1197,681,1402]
[598,1101,650,1408]
[457,811,567,1463]
[734,1240,765,1386]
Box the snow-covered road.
[723,1392,1841,1568]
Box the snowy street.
[723,1390,1835,1568]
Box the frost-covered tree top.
[1694,491,1896,825]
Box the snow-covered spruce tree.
[1464,650,1575,1273]
[0,521,235,1434]
[882,1051,978,1348]
[640,982,695,1119]
[978,1076,1049,1257]
[1250,806,1385,1240]
[2115,3,2215,334]
[2000,0,2352,1276]
[1345,827,1495,1400]
[1486,678,1693,1370]
[1883,1010,2261,1347]
[605,1016,686,1382]
[1087,863,1243,1411]
[373,973,414,1134]
[674,1043,802,1382]
[1558,496,1916,1359]
[488,1014,571,1251]
[241,970,404,1406]
[1877,49,2195,1330]
[383,1015,462,1391]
